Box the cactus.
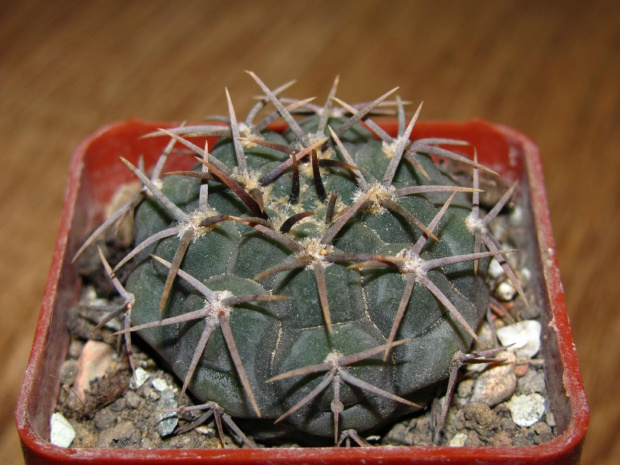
[78,73,523,445]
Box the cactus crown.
[77,72,525,445]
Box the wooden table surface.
[1,1,618,463]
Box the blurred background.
[1,0,618,463]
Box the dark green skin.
[126,117,489,437]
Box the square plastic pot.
[16,119,588,464]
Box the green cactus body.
[89,77,507,443]
[122,108,491,439]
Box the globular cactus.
[81,73,524,444]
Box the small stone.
[457,378,474,402]
[472,322,495,352]
[156,390,178,438]
[72,424,98,448]
[195,425,215,437]
[448,432,468,447]
[493,402,511,417]
[520,267,531,282]
[488,218,509,242]
[384,422,414,445]
[125,390,142,409]
[93,408,116,431]
[488,258,505,279]
[518,368,546,394]
[508,393,545,427]
[59,360,79,385]
[73,340,114,402]
[50,412,76,448]
[80,285,109,307]
[493,431,513,446]
[512,432,532,447]
[470,351,517,406]
[514,363,529,377]
[509,206,524,226]
[68,339,84,359]
[533,421,551,436]
[534,431,555,445]
[108,398,125,412]
[130,367,150,389]
[499,416,518,432]
[443,408,464,433]
[497,320,542,359]
[151,377,169,392]
[141,437,154,449]
[463,402,499,436]
[143,386,160,401]
[97,421,141,448]
[466,430,483,446]
[495,281,517,301]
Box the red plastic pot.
[16,119,588,464]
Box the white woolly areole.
[238,123,258,148]
[143,178,163,196]
[298,159,315,178]
[232,167,262,192]
[397,248,426,278]
[209,290,234,318]
[466,212,485,234]
[381,135,409,159]
[353,182,396,214]
[179,207,220,238]
[298,237,334,266]
[325,350,343,367]
[307,131,328,148]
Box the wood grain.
[1,1,618,463]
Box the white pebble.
[509,206,523,226]
[131,367,150,389]
[521,267,531,282]
[449,432,468,447]
[497,320,541,359]
[80,285,109,307]
[488,258,505,279]
[156,390,178,437]
[50,412,75,448]
[195,425,215,436]
[152,378,170,392]
[508,393,545,427]
[495,281,517,301]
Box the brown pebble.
[463,402,500,437]
[533,421,551,436]
[534,432,555,445]
[74,340,114,402]
[108,398,125,412]
[93,408,116,431]
[515,364,529,377]
[97,421,140,448]
[493,431,513,446]
[466,430,483,446]
[471,352,517,406]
